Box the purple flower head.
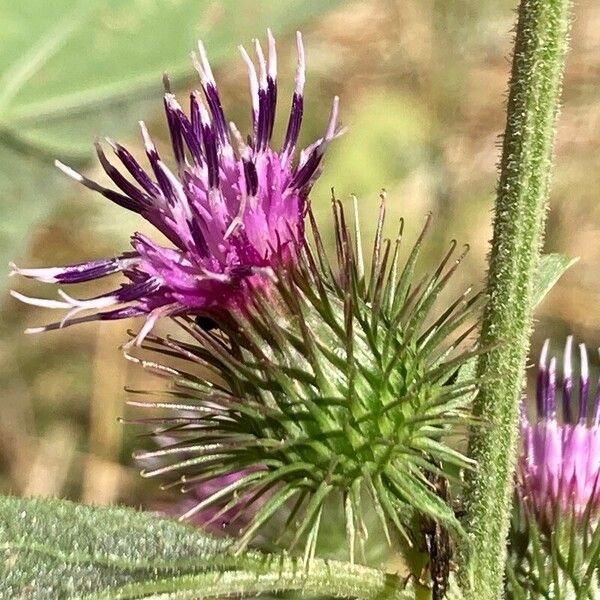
[520,337,600,519]
[11,31,341,345]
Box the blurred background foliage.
[1,0,599,572]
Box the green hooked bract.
[128,195,483,563]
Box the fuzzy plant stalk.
[464,0,572,598]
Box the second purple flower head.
[520,337,600,519]
[11,31,341,344]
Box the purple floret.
[11,31,341,345]
[520,337,600,518]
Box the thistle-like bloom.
[129,199,482,559]
[508,339,600,599]
[10,31,340,343]
[520,337,600,518]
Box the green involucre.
[130,197,482,562]
[507,492,600,600]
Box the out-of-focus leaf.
[532,253,579,308]
[0,495,407,599]
[0,0,341,281]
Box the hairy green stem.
[463,0,572,598]
[84,556,412,600]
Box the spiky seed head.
[129,196,482,560]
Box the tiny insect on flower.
[519,336,600,519]
[10,31,341,345]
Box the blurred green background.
[1,0,599,567]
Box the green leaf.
[0,495,408,599]
[532,253,579,308]
[0,0,341,280]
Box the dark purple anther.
[265,30,278,146]
[54,161,145,214]
[579,343,590,423]
[155,161,178,207]
[95,142,153,209]
[193,41,230,148]
[291,150,322,191]
[190,92,203,148]
[188,216,209,256]
[113,277,163,304]
[536,339,550,418]
[11,253,138,284]
[202,124,220,189]
[265,76,277,144]
[166,95,203,166]
[563,336,574,422]
[290,96,340,190]
[25,305,148,333]
[106,139,162,197]
[204,84,229,147]
[282,93,304,158]
[243,158,259,197]
[139,122,175,202]
[257,88,270,151]
[281,32,306,160]
[180,118,203,166]
[164,96,186,166]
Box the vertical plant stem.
[463,0,572,598]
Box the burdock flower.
[520,337,600,519]
[129,198,482,560]
[10,31,340,344]
[508,339,600,599]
